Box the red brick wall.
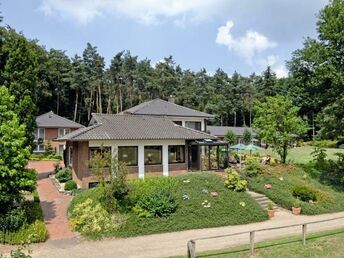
[43,128,79,154]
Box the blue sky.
[2,0,328,77]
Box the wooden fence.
[187,215,344,258]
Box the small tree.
[225,129,237,145]
[0,86,36,208]
[253,95,307,163]
[243,128,252,144]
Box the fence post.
[250,231,255,257]
[302,224,307,246]
[187,240,196,258]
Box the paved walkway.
[29,210,344,258]
[28,161,74,240]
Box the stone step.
[254,196,270,201]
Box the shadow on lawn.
[197,230,344,258]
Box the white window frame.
[58,128,70,138]
[33,128,45,153]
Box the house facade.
[34,111,83,155]
[59,113,228,189]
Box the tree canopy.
[253,96,307,163]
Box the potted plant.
[267,202,275,218]
[292,199,301,215]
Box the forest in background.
[0,0,343,146]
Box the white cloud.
[216,20,287,78]
[39,0,227,25]
[257,55,288,78]
[216,20,276,64]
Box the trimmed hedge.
[55,168,72,183]
[64,180,77,191]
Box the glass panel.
[59,145,65,155]
[38,128,45,139]
[173,121,182,126]
[185,121,201,131]
[118,146,138,166]
[34,128,38,140]
[168,145,185,163]
[144,146,162,165]
[89,147,111,160]
[59,128,64,137]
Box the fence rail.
[187,215,344,258]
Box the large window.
[89,146,111,160]
[185,121,201,131]
[33,128,45,152]
[168,145,185,163]
[58,128,70,137]
[144,146,162,165]
[118,146,138,166]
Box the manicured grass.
[248,164,344,215]
[242,146,344,164]
[69,172,268,238]
[174,227,344,258]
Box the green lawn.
[242,146,344,164]
[247,164,344,215]
[174,227,344,258]
[70,172,268,238]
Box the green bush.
[0,201,47,244]
[0,208,26,232]
[244,157,261,177]
[69,198,125,239]
[224,168,247,192]
[55,168,72,183]
[292,185,318,202]
[64,180,77,191]
[128,177,179,217]
[307,140,337,148]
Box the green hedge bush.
[0,201,47,244]
[292,185,318,202]
[224,168,247,191]
[128,177,179,217]
[64,180,77,191]
[306,140,337,148]
[55,168,72,183]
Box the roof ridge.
[165,99,213,117]
[58,123,101,140]
[54,113,84,127]
[36,110,54,118]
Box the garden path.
[29,209,344,258]
[28,161,75,240]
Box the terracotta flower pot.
[292,207,301,215]
[268,209,275,218]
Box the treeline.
[0,0,343,145]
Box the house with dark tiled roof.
[34,111,83,155]
[120,96,215,132]
[57,98,229,189]
[207,126,257,142]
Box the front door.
[189,145,200,171]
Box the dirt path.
[28,161,75,240]
[29,210,344,258]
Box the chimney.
[168,95,175,104]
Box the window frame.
[33,128,45,152]
[118,146,138,166]
[58,128,70,137]
[144,145,163,165]
[168,145,185,164]
[185,121,202,131]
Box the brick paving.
[28,161,74,240]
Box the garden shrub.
[128,177,179,218]
[292,185,318,202]
[0,207,26,232]
[69,198,125,239]
[64,180,77,191]
[307,140,337,148]
[55,167,72,183]
[244,157,261,177]
[0,201,48,244]
[224,168,247,192]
